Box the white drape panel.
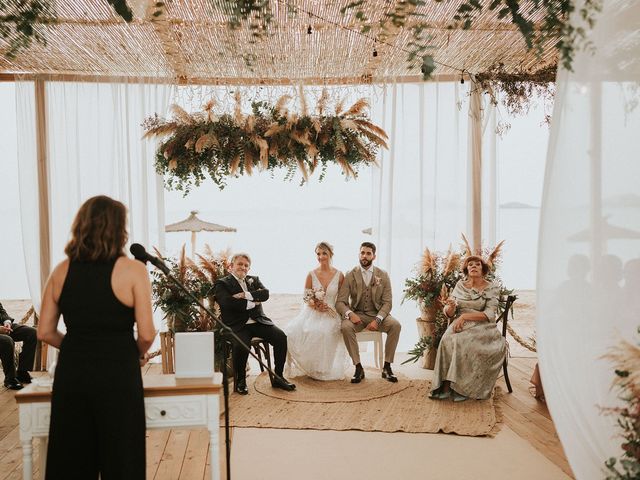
[16,79,173,311]
[537,2,640,478]
[372,82,469,350]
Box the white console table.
[15,373,222,480]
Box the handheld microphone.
[129,243,170,275]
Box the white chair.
[356,331,384,368]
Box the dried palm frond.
[168,159,178,171]
[461,233,473,257]
[335,97,346,115]
[171,104,193,125]
[443,252,461,276]
[297,159,309,181]
[291,130,311,146]
[605,339,640,395]
[264,123,284,137]
[177,245,188,282]
[186,256,208,282]
[317,88,328,115]
[299,85,308,116]
[306,143,319,170]
[195,133,218,153]
[487,240,505,268]
[229,154,242,175]
[421,248,435,274]
[340,119,359,131]
[244,115,256,133]
[275,94,292,116]
[353,119,389,139]
[438,284,449,303]
[197,253,222,282]
[142,121,179,139]
[153,247,165,259]
[202,98,216,122]
[234,91,243,124]
[311,117,322,133]
[344,98,369,117]
[334,130,347,154]
[359,128,388,149]
[184,137,195,150]
[335,153,355,178]
[286,112,298,129]
[251,135,269,169]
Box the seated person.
[429,256,506,402]
[0,301,36,390]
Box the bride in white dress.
[285,242,350,381]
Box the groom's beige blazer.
[336,266,392,320]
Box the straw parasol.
[568,217,640,242]
[362,227,372,235]
[165,211,236,256]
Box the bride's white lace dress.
[285,270,350,380]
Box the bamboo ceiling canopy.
[0,0,558,85]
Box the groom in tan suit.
[336,242,401,383]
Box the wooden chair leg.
[263,342,274,383]
[253,343,265,372]
[503,359,513,393]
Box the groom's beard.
[359,259,372,268]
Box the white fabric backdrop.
[16,79,172,312]
[537,1,640,478]
[371,82,470,350]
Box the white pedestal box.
[174,332,215,379]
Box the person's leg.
[10,324,36,381]
[249,324,287,376]
[231,328,253,386]
[379,315,401,364]
[0,334,18,386]
[340,318,365,365]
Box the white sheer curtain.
[371,82,469,350]
[537,1,640,478]
[16,79,172,312]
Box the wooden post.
[35,77,51,371]
[468,80,483,252]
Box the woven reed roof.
[0,0,558,84]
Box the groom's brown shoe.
[351,364,365,384]
[382,363,398,383]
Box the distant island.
[500,202,539,209]
[320,206,352,211]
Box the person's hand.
[366,321,379,331]
[349,312,362,324]
[139,352,150,367]
[233,292,246,299]
[452,316,466,333]
[0,325,11,334]
[316,302,329,312]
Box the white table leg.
[209,395,220,480]
[21,439,33,480]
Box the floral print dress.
[430,280,506,400]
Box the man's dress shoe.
[3,378,24,390]
[16,371,32,384]
[381,365,398,383]
[271,377,296,391]
[235,380,249,395]
[351,365,365,384]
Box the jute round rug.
[228,373,503,437]
[254,368,409,402]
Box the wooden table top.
[15,373,223,404]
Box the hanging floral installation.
[143,89,388,193]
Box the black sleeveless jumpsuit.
[45,258,145,479]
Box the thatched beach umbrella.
[568,217,640,242]
[165,211,236,256]
[362,227,372,235]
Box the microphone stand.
[148,264,285,480]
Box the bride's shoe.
[429,390,450,400]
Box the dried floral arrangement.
[603,329,640,479]
[403,234,513,363]
[151,244,230,332]
[476,63,557,129]
[143,90,387,194]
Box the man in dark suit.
[214,253,295,395]
[1,301,36,390]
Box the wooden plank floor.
[0,357,572,479]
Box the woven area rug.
[228,371,503,437]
